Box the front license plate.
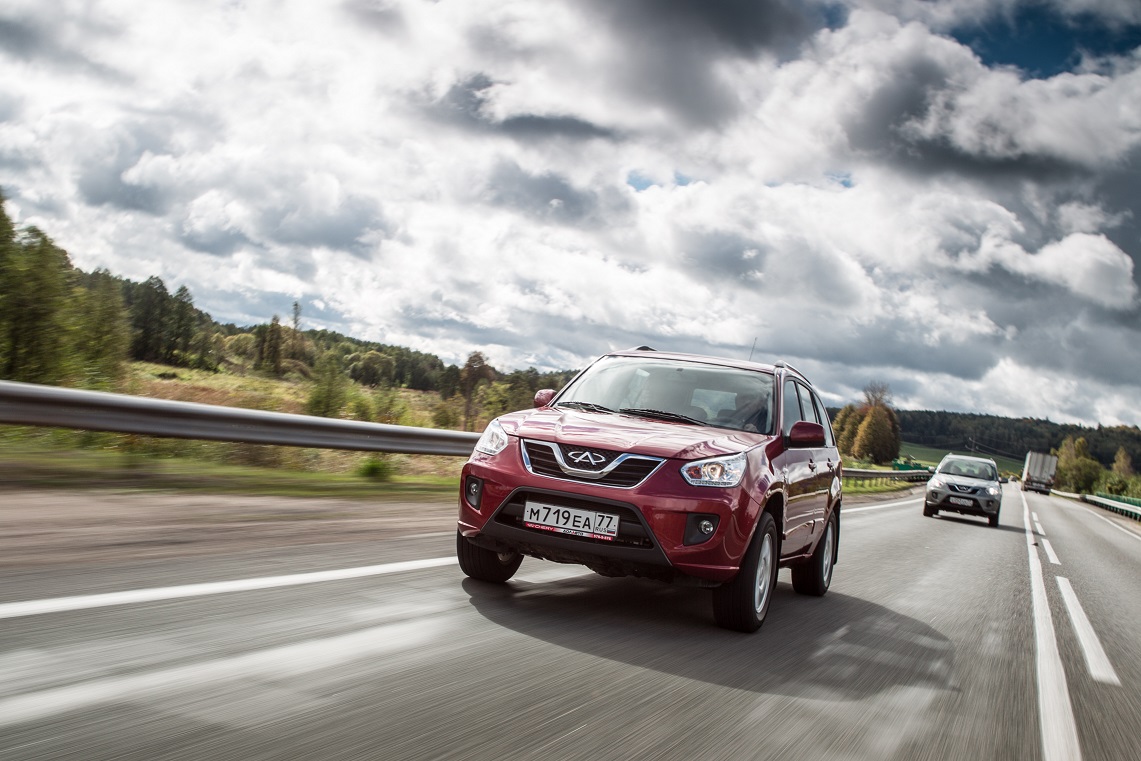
[949,497,973,507]
[523,501,620,541]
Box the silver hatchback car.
[923,454,1003,527]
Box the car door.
[803,383,839,527]
[811,390,841,503]
[775,377,816,556]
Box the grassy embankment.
[0,362,464,500]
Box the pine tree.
[265,315,284,376]
[71,268,130,389]
[306,351,348,417]
[169,285,196,362]
[129,276,172,362]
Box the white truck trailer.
[1021,451,1058,494]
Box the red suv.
[456,348,842,632]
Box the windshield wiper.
[556,401,616,414]
[619,408,703,425]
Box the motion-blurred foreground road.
[0,486,1138,761]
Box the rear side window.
[796,381,817,424]
[811,393,835,447]
[781,379,803,437]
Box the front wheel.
[988,511,1000,528]
[457,532,523,582]
[792,512,836,596]
[712,512,780,633]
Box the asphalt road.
[0,485,1138,761]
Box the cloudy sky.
[2,0,1140,426]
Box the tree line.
[893,408,1140,471]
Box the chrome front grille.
[521,440,664,488]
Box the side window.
[781,379,803,437]
[796,382,817,425]
[811,392,835,447]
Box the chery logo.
[568,451,607,467]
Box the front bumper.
[925,490,1001,516]
[458,439,761,584]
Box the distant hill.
[892,409,1140,469]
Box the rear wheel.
[792,512,836,596]
[712,512,779,633]
[457,532,523,582]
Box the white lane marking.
[1056,577,1121,686]
[1041,539,1061,565]
[0,619,440,728]
[845,497,922,514]
[0,557,458,621]
[1033,511,1040,522]
[1074,503,1141,544]
[1035,521,1046,535]
[1022,493,1083,761]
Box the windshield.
[556,356,775,433]
[938,458,998,481]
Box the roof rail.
[774,360,808,381]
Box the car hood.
[936,474,998,490]
[498,408,767,460]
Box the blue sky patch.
[952,5,1141,78]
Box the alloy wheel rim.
[754,534,773,614]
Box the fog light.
[464,476,483,510]
[683,514,720,545]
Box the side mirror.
[534,389,556,408]
[928,466,936,473]
[787,420,825,448]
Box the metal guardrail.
[0,380,480,457]
[1050,489,1141,523]
[843,468,930,483]
[1082,494,1141,522]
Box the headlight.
[928,478,944,489]
[681,452,746,487]
[474,419,509,456]
[987,486,1000,496]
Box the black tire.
[988,511,1000,528]
[456,532,523,583]
[792,512,837,597]
[712,512,780,633]
[923,502,937,517]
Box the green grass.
[899,441,1022,474]
[0,438,460,500]
[840,479,916,496]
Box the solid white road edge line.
[0,557,458,620]
[1042,539,1061,565]
[1023,493,1083,761]
[844,497,922,514]
[1075,503,1141,543]
[1056,577,1121,686]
